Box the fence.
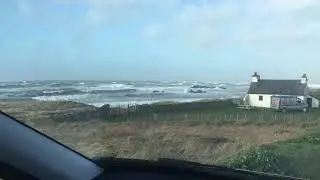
[101,110,318,124]
[48,99,320,124]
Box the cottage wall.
[248,94,306,108]
[248,94,273,108]
[245,73,320,108]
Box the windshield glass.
[2,0,320,179]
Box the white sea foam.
[89,98,209,107]
[32,94,92,102]
[136,86,190,94]
[76,83,134,92]
[42,90,64,94]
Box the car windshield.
[1,0,320,179]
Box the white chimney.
[301,73,308,84]
[251,72,260,83]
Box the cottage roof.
[247,79,307,95]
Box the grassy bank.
[223,130,320,179]
[1,99,320,179]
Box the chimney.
[251,72,260,83]
[301,73,308,84]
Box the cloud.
[58,0,320,47]
[81,0,179,25]
[145,0,320,46]
[143,23,164,39]
[16,0,32,15]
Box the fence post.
[237,113,239,121]
[292,112,294,121]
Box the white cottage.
[244,72,320,108]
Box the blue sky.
[1,0,320,82]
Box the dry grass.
[0,100,95,123]
[0,100,308,165]
[32,120,306,165]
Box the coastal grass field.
[1,99,320,179]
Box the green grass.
[109,105,320,128]
[223,130,320,179]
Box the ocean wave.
[90,89,137,94]
[76,83,134,92]
[32,94,93,102]
[89,98,209,107]
[136,86,189,94]
[0,83,35,89]
[0,80,249,107]
[26,88,84,97]
[49,82,75,87]
[124,92,172,98]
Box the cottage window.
[259,96,263,101]
[297,99,302,104]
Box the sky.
[1,0,320,82]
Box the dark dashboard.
[0,156,303,180]
[92,158,301,180]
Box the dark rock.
[191,85,214,89]
[189,89,207,93]
[152,90,165,93]
[99,104,111,111]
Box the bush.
[225,133,320,179]
[227,147,287,175]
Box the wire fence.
[48,100,320,125]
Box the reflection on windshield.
[2,0,320,179]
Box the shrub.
[227,147,287,175]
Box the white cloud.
[84,0,138,24]
[143,23,164,39]
[81,0,179,25]
[155,0,320,46]
[265,0,319,13]
[17,0,32,15]
[58,0,320,46]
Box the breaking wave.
[0,80,249,107]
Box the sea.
[1,80,319,107]
[0,80,250,107]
